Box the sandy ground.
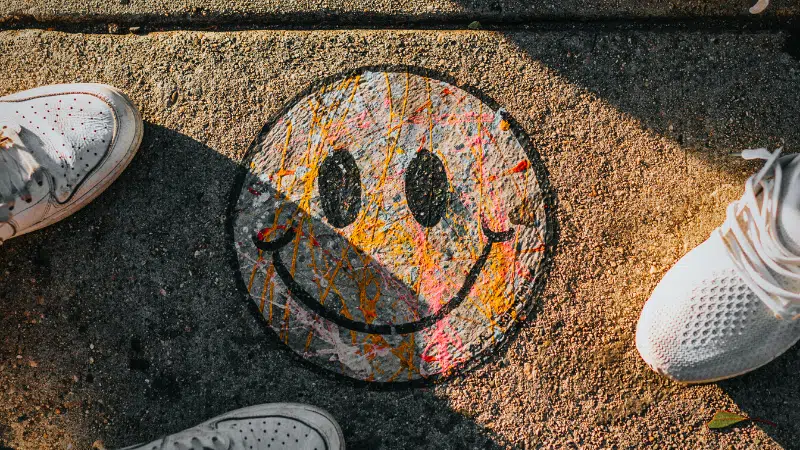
[0,28,799,449]
[1,0,798,24]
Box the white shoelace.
[719,148,800,319]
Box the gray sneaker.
[120,404,345,450]
[0,83,143,243]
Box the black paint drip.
[405,149,449,227]
[318,150,362,228]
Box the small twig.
[749,417,778,428]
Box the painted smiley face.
[232,69,551,383]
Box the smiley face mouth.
[252,219,515,335]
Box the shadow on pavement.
[717,349,800,447]
[0,123,511,449]
[507,29,798,173]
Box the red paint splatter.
[358,307,377,324]
[247,187,262,196]
[256,225,287,241]
[509,160,529,173]
[466,135,488,147]
[440,87,454,96]
[412,100,432,114]
[406,115,426,125]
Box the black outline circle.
[225,65,560,388]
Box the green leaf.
[467,21,482,30]
[708,411,749,429]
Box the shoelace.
[0,124,42,222]
[719,147,800,319]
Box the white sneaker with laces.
[119,403,345,450]
[636,148,800,383]
[0,83,143,243]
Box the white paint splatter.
[286,298,374,377]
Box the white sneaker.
[0,83,143,243]
[119,403,345,450]
[636,148,800,383]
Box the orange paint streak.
[318,244,350,304]
[274,169,295,178]
[387,335,420,381]
[259,264,275,314]
[248,250,263,292]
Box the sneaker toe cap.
[636,237,800,382]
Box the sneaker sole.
[639,328,800,384]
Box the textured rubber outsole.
[118,403,346,450]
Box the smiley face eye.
[405,149,449,228]
[318,150,362,228]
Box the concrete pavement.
[1,0,800,25]
[0,25,799,450]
